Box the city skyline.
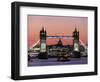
[28,15,88,48]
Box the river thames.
[28,57,87,66]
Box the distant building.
[47,39,72,57]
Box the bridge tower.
[38,27,48,59]
[73,28,81,58]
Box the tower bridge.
[29,27,87,59]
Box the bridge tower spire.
[73,27,80,58]
[38,26,48,59]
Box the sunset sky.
[28,15,88,48]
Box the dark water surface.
[28,57,87,66]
